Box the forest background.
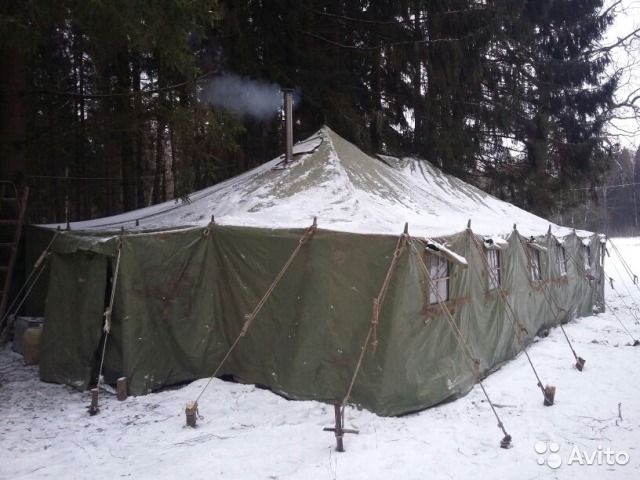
[1,0,639,234]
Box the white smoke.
[201,73,300,120]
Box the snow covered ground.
[2,238,640,479]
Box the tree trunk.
[115,46,135,212]
[0,45,28,183]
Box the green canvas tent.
[31,127,604,416]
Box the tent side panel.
[40,252,108,390]
[208,227,401,406]
[354,235,475,416]
[114,229,226,395]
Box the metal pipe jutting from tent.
[188,217,318,427]
[282,88,294,165]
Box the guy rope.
[90,235,123,415]
[609,239,640,292]
[603,242,640,325]
[516,234,586,371]
[0,231,59,341]
[325,224,409,452]
[564,247,639,346]
[468,231,556,405]
[410,234,512,449]
[188,218,318,426]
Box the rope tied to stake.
[0,231,60,338]
[91,237,124,414]
[468,232,553,399]
[192,218,318,409]
[564,247,639,346]
[408,236,512,448]
[516,234,583,366]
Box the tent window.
[584,246,591,270]
[429,255,450,304]
[557,245,567,276]
[529,247,542,281]
[486,249,501,290]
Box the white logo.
[535,441,562,469]
[535,441,630,469]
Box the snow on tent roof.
[49,126,583,238]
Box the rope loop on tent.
[408,236,512,448]
[340,231,408,413]
[193,218,318,407]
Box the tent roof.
[48,127,586,238]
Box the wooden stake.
[88,388,99,416]
[185,401,198,428]
[543,385,556,406]
[117,377,127,401]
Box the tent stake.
[117,377,127,401]
[543,385,556,406]
[500,434,512,449]
[88,388,99,416]
[323,403,358,452]
[185,401,198,428]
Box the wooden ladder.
[0,181,29,326]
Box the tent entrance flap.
[40,251,109,390]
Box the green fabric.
[40,251,108,390]
[38,225,604,415]
[23,226,55,316]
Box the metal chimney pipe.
[282,88,293,165]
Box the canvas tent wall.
[31,127,605,416]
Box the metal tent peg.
[323,403,359,452]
